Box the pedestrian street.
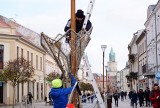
[112,98,152,108]
[0,98,153,108]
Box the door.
[0,82,3,103]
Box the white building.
[120,64,130,92]
[135,30,149,90]
[144,1,160,86]
[128,30,140,91]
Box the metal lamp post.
[105,65,108,92]
[101,45,107,94]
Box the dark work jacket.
[64,17,92,33]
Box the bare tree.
[0,57,34,108]
[46,72,61,82]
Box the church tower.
[108,47,117,72]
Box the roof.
[0,20,10,28]
[0,15,41,47]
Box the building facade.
[128,30,140,91]
[144,2,160,86]
[0,15,60,105]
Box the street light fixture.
[101,45,107,94]
[105,65,108,92]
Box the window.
[28,81,29,93]
[36,55,38,70]
[27,51,29,61]
[0,45,4,69]
[17,46,19,59]
[32,82,34,99]
[37,82,39,100]
[31,53,33,66]
[86,72,88,77]
[40,57,42,71]
[41,83,43,100]
[21,48,23,58]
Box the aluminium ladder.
[82,54,106,108]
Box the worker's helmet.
[51,79,62,88]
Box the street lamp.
[101,45,107,94]
[105,65,108,92]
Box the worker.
[50,73,76,108]
[64,9,92,43]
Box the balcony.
[128,54,135,63]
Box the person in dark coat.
[131,90,138,108]
[27,92,33,104]
[124,91,127,99]
[144,87,150,107]
[150,83,160,108]
[129,90,133,106]
[120,91,124,101]
[87,92,91,103]
[138,88,144,107]
[64,9,92,43]
[90,92,95,103]
[50,74,76,108]
[48,92,53,105]
[113,90,119,107]
[82,93,86,103]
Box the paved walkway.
[112,98,152,108]
[0,102,52,108]
[0,98,153,108]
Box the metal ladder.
[82,54,106,108]
[82,0,95,30]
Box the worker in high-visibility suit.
[50,74,76,108]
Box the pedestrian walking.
[50,73,76,108]
[27,92,33,105]
[90,92,94,103]
[113,90,119,107]
[48,92,53,105]
[120,91,124,101]
[129,90,133,106]
[87,92,91,103]
[138,88,144,107]
[106,90,112,108]
[124,91,127,99]
[144,87,150,107]
[82,93,86,103]
[150,83,160,108]
[131,90,138,108]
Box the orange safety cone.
[66,104,75,108]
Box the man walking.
[113,90,119,107]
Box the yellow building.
[0,15,60,105]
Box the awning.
[143,72,155,77]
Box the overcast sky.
[0,0,158,74]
